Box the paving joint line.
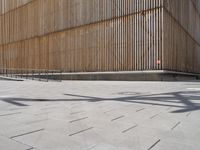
[186,112,191,117]
[122,125,138,133]
[136,108,145,112]
[86,144,97,150]
[111,115,125,122]
[150,114,159,119]
[26,148,34,150]
[69,127,93,136]
[166,107,172,110]
[148,139,161,150]
[171,122,181,131]
[11,137,40,150]
[69,117,88,123]
[11,128,45,139]
[0,112,21,117]
[70,111,85,115]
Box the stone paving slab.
[0,80,200,150]
[0,135,31,150]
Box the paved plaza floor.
[0,80,200,150]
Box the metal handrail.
[0,68,62,82]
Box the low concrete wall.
[29,70,199,81]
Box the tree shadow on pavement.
[1,90,200,113]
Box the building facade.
[0,0,200,73]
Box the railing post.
[52,71,54,80]
[60,70,62,82]
[39,71,41,81]
[47,70,49,82]
[26,70,28,79]
[32,70,34,80]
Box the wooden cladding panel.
[0,0,163,45]
[0,0,200,74]
[163,9,200,73]
[164,0,200,46]
[163,0,200,73]
[0,8,163,72]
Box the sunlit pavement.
[0,80,200,150]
